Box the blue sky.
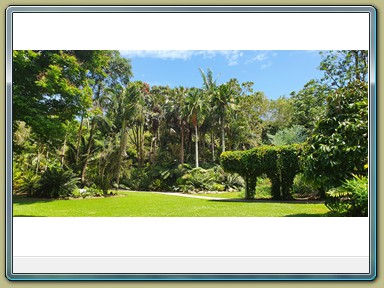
[120,50,325,100]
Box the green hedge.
[220,145,302,199]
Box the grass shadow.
[13,215,47,217]
[209,198,325,204]
[285,212,334,217]
[12,195,57,206]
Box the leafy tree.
[12,51,111,147]
[303,80,368,194]
[319,50,368,89]
[290,79,328,131]
[234,90,268,149]
[262,96,293,143]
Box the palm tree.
[148,86,168,164]
[108,85,138,189]
[125,81,150,168]
[170,86,189,164]
[199,67,218,92]
[199,68,220,159]
[214,80,238,153]
[185,88,207,168]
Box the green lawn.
[13,192,330,217]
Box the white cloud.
[260,61,272,70]
[253,52,268,61]
[222,50,243,66]
[120,50,244,66]
[244,51,275,69]
[246,51,271,64]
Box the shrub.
[325,175,368,216]
[268,125,308,146]
[126,168,152,191]
[178,167,217,191]
[37,167,79,198]
[224,173,245,190]
[16,170,41,196]
[292,173,318,197]
[80,185,104,198]
[175,166,230,193]
[149,179,164,191]
[210,183,225,191]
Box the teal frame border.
[5,5,377,281]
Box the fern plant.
[37,167,79,198]
[325,175,368,216]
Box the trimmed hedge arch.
[220,145,302,200]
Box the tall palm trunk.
[180,122,185,164]
[195,124,199,168]
[137,120,145,168]
[200,130,206,164]
[116,119,128,190]
[75,112,84,165]
[211,130,215,163]
[81,118,96,184]
[221,115,226,153]
[354,50,360,81]
[61,132,68,167]
[140,122,144,168]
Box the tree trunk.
[116,119,128,190]
[211,131,215,163]
[180,123,185,164]
[61,132,67,167]
[81,118,95,184]
[221,115,226,153]
[138,122,144,168]
[45,149,49,171]
[36,147,42,174]
[201,130,206,164]
[75,113,84,165]
[150,135,157,164]
[195,124,199,168]
[354,50,360,81]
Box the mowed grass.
[13,192,330,217]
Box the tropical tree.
[185,88,206,168]
[76,51,132,185]
[290,79,328,132]
[213,79,238,153]
[168,86,189,164]
[303,80,368,195]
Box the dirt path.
[155,192,228,200]
[122,190,227,200]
